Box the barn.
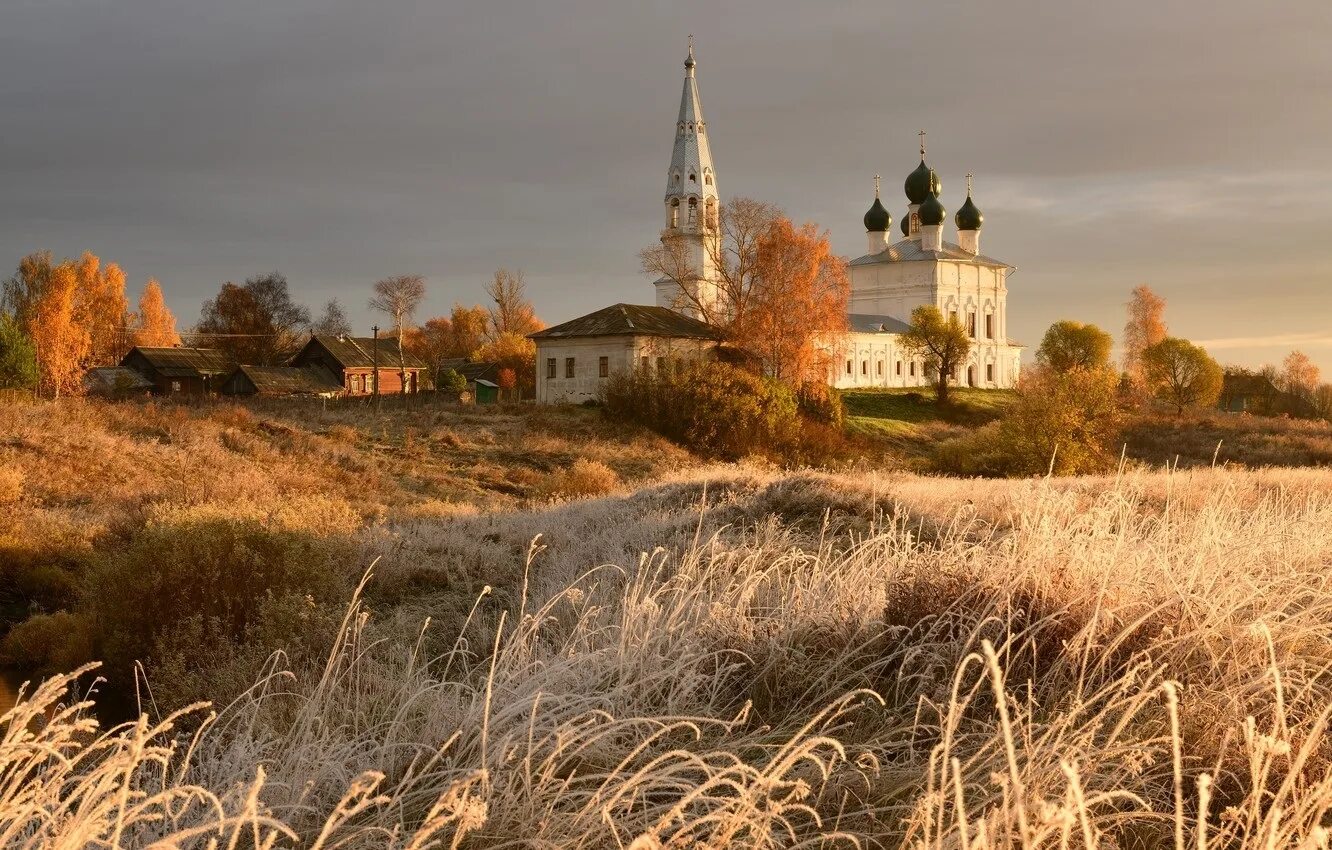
[219,365,344,398]
[289,335,427,396]
[119,347,238,396]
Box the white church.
[532,42,1023,404]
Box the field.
[5,397,1332,847]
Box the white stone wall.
[534,335,716,404]
[823,330,1021,391]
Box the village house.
[118,346,238,396]
[288,334,427,396]
[219,364,344,398]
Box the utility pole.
[371,325,380,411]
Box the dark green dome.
[901,213,910,236]
[863,197,891,232]
[918,193,946,226]
[955,194,983,231]
[904,160,940,204]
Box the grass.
[840,385,1017,425]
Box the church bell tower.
[655,38,723,320]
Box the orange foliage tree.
[4,252,92,397]
[134,279,181,348]
[73,252,129,365]
[1280,350,1320,401]
[1123,285,1167,385]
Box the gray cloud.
[2,0,1330,372]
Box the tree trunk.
[935,368,950,406]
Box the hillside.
[4,395,1332,846]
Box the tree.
[449,305,490,359]
[497,367,517,401]
[436,368,468,397]
[368,274,426,397]
[900,305,972,405]
[1141,337,1223,415]
[27,262,90,398]
[134,279,181,348]
[1313,384,1332,420]
[1122,285,1167,385]
[1279,350,1320,401]
[0,313,39,391]
[473,332,538,397]
[73,252,129,365]
[1036,320,1114,371]
[640,198,848,385]
[312,299,353,337]
[197,272,310,365]
[484,269,543,337]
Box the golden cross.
[873,173,881,197]
[966,173,973,195]
[918,129,927,159]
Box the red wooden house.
[289,335,427,396]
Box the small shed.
[219,365,344,398]
[84,366,153,398]
[473,378,500,404]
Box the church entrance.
[967,365,976,387]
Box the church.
[531,42,1023,404]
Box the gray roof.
[850,239,1012,269]
[847,313,913,334]
[530,303,722,341]
[302,335,426,369]
[125,346,237,377]
[84,366,153,391]
[230,364,343,395]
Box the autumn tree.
[497,367,517,401]
[639,198,848,385]
[368,274,426,396]
[1036,320,1114,372]
[73,252,129,365]
[4,253,90,397]
[133,279,181,348]
[485,269,543,336]
[474,331,539,397]
[900,305,972,405]
[312,299,353,337]
[0,313,39,391]
[1279,350,1320,401]
[1122,285,1167,385]
[197,272,310,365]
[450,305,490,359]
[1141,337,1223,415]
[984,364,1124,476]
[1313,384,1332,420]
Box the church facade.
[531,42,1022,405]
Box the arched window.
[669,198,679,228]
[705,198,716,229]
[689,173,696,183]
[687,197,697,224]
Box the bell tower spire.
[656,37,722,319]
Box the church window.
[896,361,902,376]
[687,197,697,224]
[968,312,976,337]
[845,359,852,375]
[909,362,917,377]
[546,358,556,380]
[985,314,994,339]
[705,174,712,185]
[861,360,868,376]
[670,199,679,228]
[986,363,995,383]
[876,361,883,376]
[565,357,575,379]
[689,173,696,183]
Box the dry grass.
[7,464,1332,847]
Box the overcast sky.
[3,0,1330,372]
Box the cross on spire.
[966,173,974,196]
[873,173,881,198]
[918,129,927,159]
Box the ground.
[5,395,1332,847]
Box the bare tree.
[484,269,542,336]
[312,299,353,337]
[368,275,426,397]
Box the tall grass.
[6,465,1332,847]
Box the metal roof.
[230,365,343,395]
[303,335,426,369]
[847,313,913,334]
[127,346,237,377]
[529,303,722,341]
[84,366,153,391]
[849,239,1012,269]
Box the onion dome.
[918,193,946,226]
[955,193,983,231]
[904,160,941,204]
[863,196,891,232]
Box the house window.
[845,360,853,375]
[985,314,994,339]
[598,356,609,378]
[656,356,667,372]
[986,363,995,383]
[565,357,575,378]
[171,380,181,393]
[546,358,556,379]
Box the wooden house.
[289,335,427,396]
[219,365,344,398]
[119,347,237,396]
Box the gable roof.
[302,335,426,369]
[84,366,153,392]
[125,346,237,377]
[230,365,344,396]
[529,303,722,341]
[847,313,913,334]
[850,239,1012,269]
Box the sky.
[2,0,1330,373]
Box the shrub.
[0,466,22,505]
[538,458,620,499]
[603,360,801,462]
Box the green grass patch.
[840,387,1016,426]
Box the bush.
[933,365,1126,476]
[603,360,802,462]
[537,458,620,499]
